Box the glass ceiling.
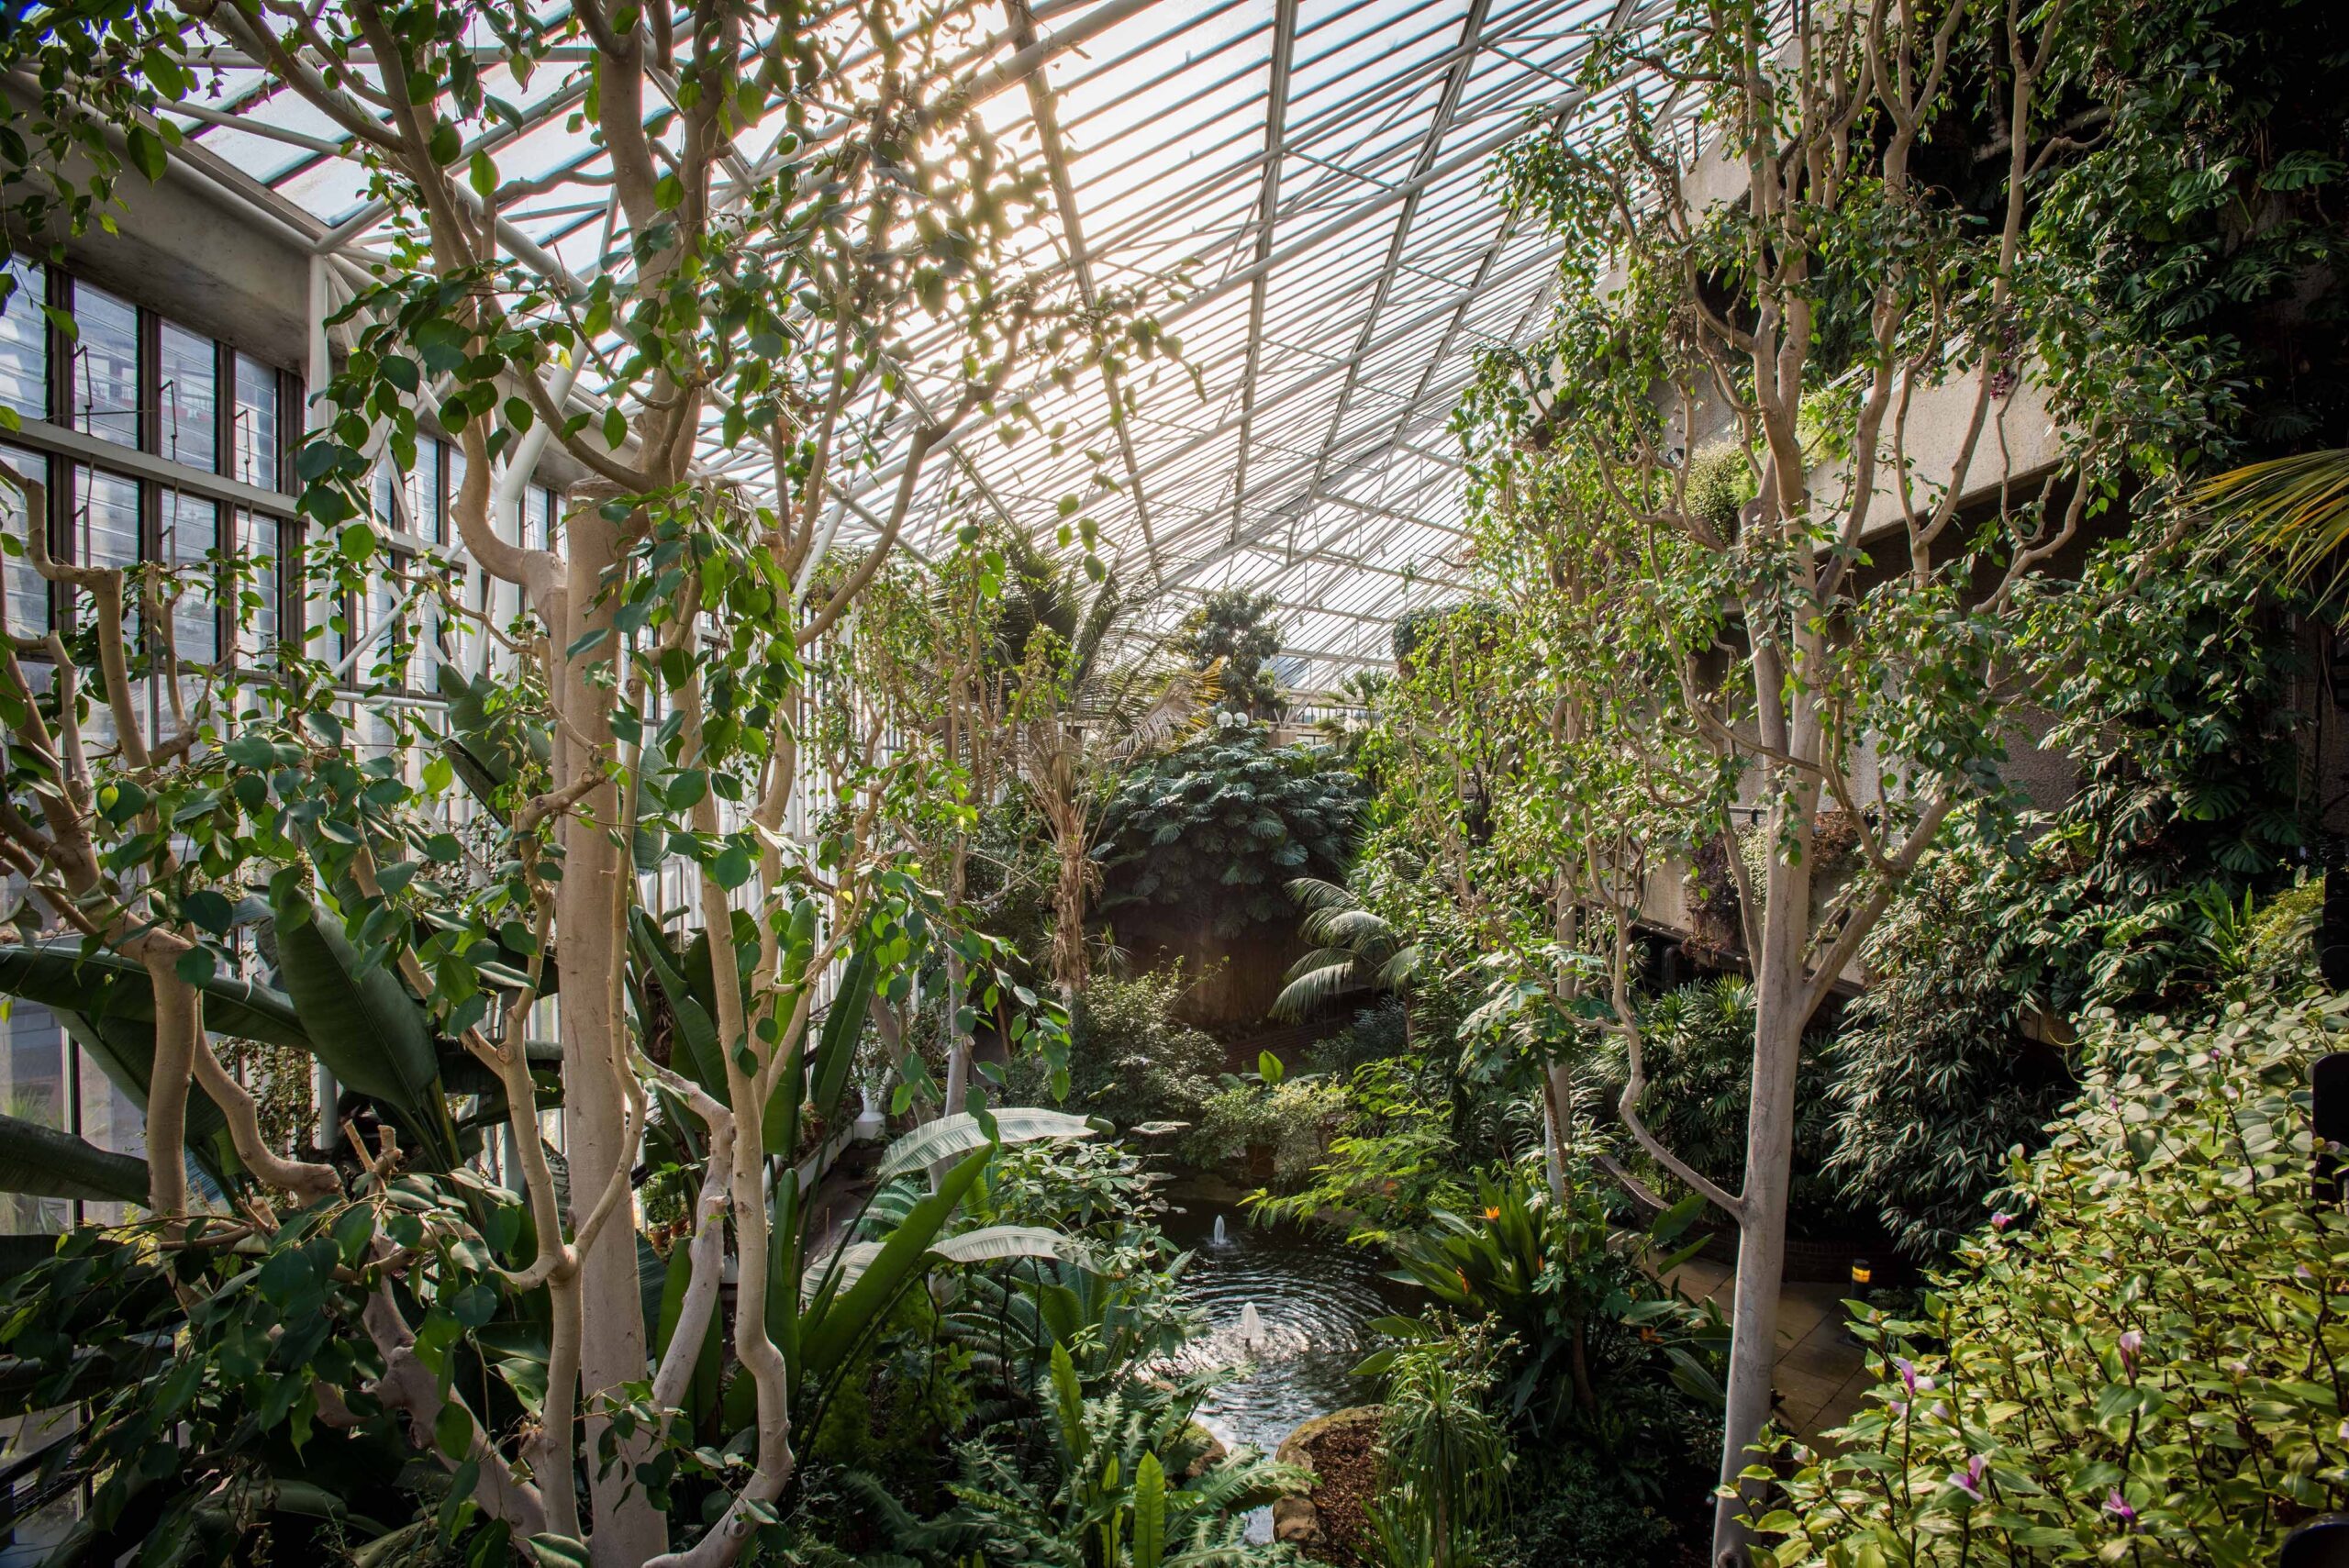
[162,0,1674,690]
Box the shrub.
[1015,968,1225,1132]
[1485,1447,1677,1568]
[1377,1160,1726,1448]
[1308,999,1411,1076]
[1600,976,1856,1232]
[1756,984,2349,1565]
[1369,1318,1514,1568]
[1183,1076,1344,1190]
[1174,587,1286,720]
[1824,854,2073,1261]
[1250,1057,1469,1238]
[1093,728,1365,937]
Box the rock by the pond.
[1272,1496,1324,1546]
[1178,1421,1227,1483]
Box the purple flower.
[1990,1211,2013,1232]
[2106,1490,2137,1529]
[1951,1455,1987,1499]
[2117,1329,2143,1372]
[1896,1357,1918,1395]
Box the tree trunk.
[941,943,971,1118]
[1541,1059,1575,1204]
[1709,813,1815,1565]
[552,512,663,1567]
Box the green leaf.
[1131,1451,1166,1568]
[434,1402,473,1462]
[799,1149,988,1386]
[925,1224,1082,1268]
[521,1534,590,1568]
[0,1111,148,1203]
[126,125,166,182]
[875,1108,1099,1181]
[272,885,453,1165]
[807,944,875,1125]
[0,940,308,1051]
[1257,1050,1285,1085]
[628,911,726,1098]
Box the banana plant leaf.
[54,1010,231,1157]
[439,1039,562,1101]
[926,1224,1086,1269]
[653,1237,723,1435]
[435,665,551,803]
[807,943,876,1127]
[798,1148,989,1393]
[0,941,310,1051]
[272,885,456,1167]
[0,1111,149,1204]
[875,1108,1101,1181]
[628,910,727,1099]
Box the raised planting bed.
[1273,1406,1383,1568]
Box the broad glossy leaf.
[0,1111,148,1204]
[876,1108,1100,1181]
[272,885,452,1164]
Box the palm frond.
[1373,943,1423,992]
[2197,445,2349,595]
[1306,907,1393,948]
[1270,960,1368,1023]
[1282,876,1354,914]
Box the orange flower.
[1482,1206,1502,1221]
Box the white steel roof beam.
[1009,0,1163,580]
[1227,0,1299,548]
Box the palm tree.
[995,539,1215,997]
[1269,876,1421,1024]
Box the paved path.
[1661,1255,1874,1441]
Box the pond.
[1155,1197,1417,1540]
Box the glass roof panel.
[158,0,1679,689]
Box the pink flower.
[1951,1455,1987,1499]
[2106,1490,2137,1529]
[1990,1211,2013,1232]
[2117,1329,2142,1372]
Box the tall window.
[157,322,217,473]
[1,443,47,639]
[0,1003,69,1235]
[0,257,45,425]
[231,509,277,659]
[71,282,140,449]
[231,353,278,490]
[0,268,319,1241]
[160,488,218,665]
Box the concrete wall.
[1108,908,1312,1032]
